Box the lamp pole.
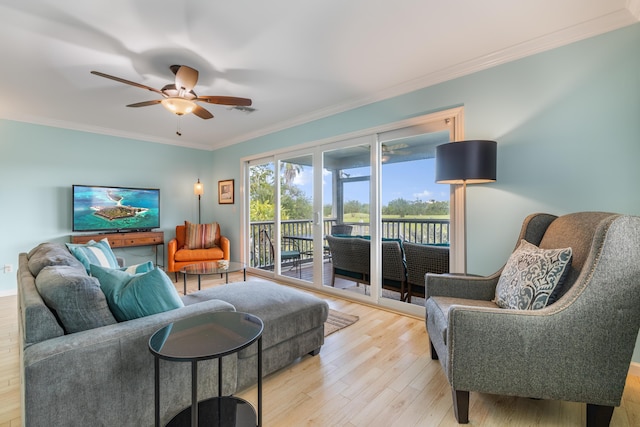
[194,179,204,224]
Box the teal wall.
[0,121,216,294]
[210,23,640,360]
[213,23,640,272]
[1,23,639,359]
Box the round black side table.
[149,311,263,427]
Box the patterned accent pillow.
[184,221,219,249]
[66,238,120,274]
[494,240,572,310]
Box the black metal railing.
[249,218,449,269]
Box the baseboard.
[630,362,640,377]
[0,288,17,298]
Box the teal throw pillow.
[90,264,184,321]
[66,238,119,274]
[119,261,154,274]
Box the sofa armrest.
[22,298,237,426]
[425,273,499,301]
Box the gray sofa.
[18,242,329,426]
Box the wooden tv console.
[70,231,164,267]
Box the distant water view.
[73,186,159,232]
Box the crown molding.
[629,0,640,19]
[214,7,639,151]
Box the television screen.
[72,185,160,232]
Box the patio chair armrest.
[425,273,499,301]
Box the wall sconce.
[194,179,204,224]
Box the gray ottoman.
[182,278,329,389]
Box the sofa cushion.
[90,264,184,321]
[66,238,120,273]
[183,280,329,359]
[185,221,220,249]
[27,242,86,277]
[494,239,572,310]
[426,296,498,345]
[35,265,117,333]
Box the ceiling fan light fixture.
[161,97,196,115]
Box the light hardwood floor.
[3,273,640,426]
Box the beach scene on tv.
[73,185,160,232]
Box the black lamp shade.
[435,140,497,184]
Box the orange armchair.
[167,224,230,281]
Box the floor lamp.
[435,140,497,274]
[194,179,204,224]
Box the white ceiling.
[1,0,638,151]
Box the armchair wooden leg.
[586,404,614,427]
[452,389,469,424]
[430,340,439,360]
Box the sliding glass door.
[245,108,463,314]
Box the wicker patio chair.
[326,235,408,299]
[261,229,301,278]
[403,242,449,303]
[331,224,353,235]
[326,235,370,287]
[381,240,408,300]
[324,224,355,259]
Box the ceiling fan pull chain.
[176,116,182,136]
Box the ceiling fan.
[381,143,411,159]
[90,65,252,120]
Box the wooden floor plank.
[3,272,640,426]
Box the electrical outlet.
[4,264,12,273]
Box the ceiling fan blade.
[195,96,252,106]
[192,105,214,119]
[174,65,198,92]
[91,71,163,95]
[126,100,162,108]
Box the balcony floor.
[269,260,426,307]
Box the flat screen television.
[72,185,160,233]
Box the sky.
[292,158,450,206]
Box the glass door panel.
[322,139,372,298]
[278,154,314,284]
[379,128,452,307]
[248,160,276,272]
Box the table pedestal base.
[167,396,256,427]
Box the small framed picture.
[218,179,234,204]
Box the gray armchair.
[425,212,640,426]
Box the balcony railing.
[249,218,449,269]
